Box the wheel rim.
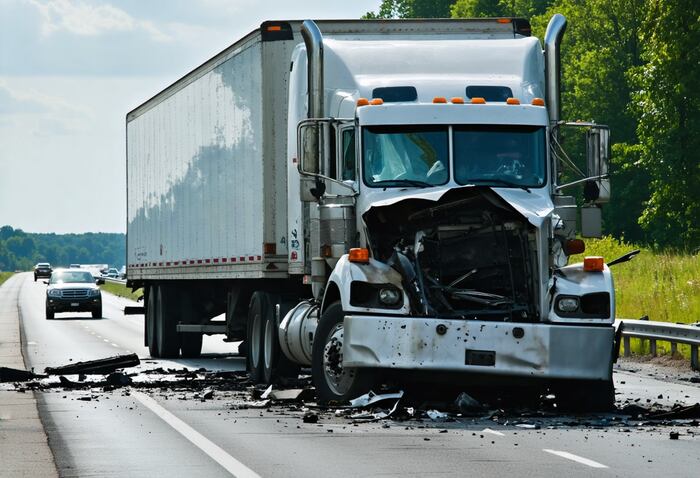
[251,312,261,367]
[322,323,355,396]
[264,318,274,372]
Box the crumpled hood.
[362,185,553,229]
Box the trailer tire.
[156,285,180,358]
[146,285,160,357]
[262,300,300,384]
[246,291,267,383]
[181,333,203,358]
[312,301,375,405]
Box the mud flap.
[612,320,624,363]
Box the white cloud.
[26,0,171,41]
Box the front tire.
[92,306,102,319]
[555,380,615,412]
[45,305,54,320]
[312,301,375,405]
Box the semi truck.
[126,15,618,408]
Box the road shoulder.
[0,273,58,477]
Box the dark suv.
[45,269,103,319]
[34,263,52,282]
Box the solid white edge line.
[131,391,260,478]
[482,428,505,437]
[543,449,608,469]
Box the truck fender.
[321,255,410,316]
[548,262,615,323]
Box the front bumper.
[343,316,614,381]
[47,297,101,312]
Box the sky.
[0,0,381,233]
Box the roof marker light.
[506,97,521,105]
[370,98,384,105]
[470,97,486,104]
[266,25,282,32]
[451,97,465,104]
[583,256,605,272]
[357,98,370,107]
[532,97,545,106]
[433,97,447,104]
[348,248,370,264]
[497,18,511,24]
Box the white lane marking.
[111,343,119,348]
[482,428,505,437]
[97,335,102,338]
[125,350,132,353]
[543,449,608,469]
[103,339,109,343]
[132,391,260,478]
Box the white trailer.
[127,17,619,409]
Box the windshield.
[453,125,546,187]
[50,271,94,284]
[362,126,449,187]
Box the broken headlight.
[350,281,403,309]
[556,296,579,313]
[379,287,401,306]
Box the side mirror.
[585,126,611,204]
[96,278,105,285]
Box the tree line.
[0,225,125,272]
[364,0,699,251]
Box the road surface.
[2,272,699,477]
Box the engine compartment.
[363,187,539,321]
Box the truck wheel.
[146,286,160,357]
[262,300,300,384]
[246,291,267,383]
[45,306,54,320]
[312,301,375,405]
[555,380,615,412]
[181,333,203,358]
[156,285,181,358]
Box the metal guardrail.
[101,277,127,285]
[617,319,700,371]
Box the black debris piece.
[669,431,680,440]
[0,367,44,382]
[303,412,319,423]
[106,372,132,387]
[45,353,140,375]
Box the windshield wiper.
[464,178,531,193]
[372,179,433,189]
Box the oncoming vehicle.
[34,263,52,281]
[45,269,104,319]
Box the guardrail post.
[692,345,699,371]
[670,342,677,356]
[649,339,657,357]
[623,336,631,357]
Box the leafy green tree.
[630,0,700,250]
[451,0,551,17]
[364,0,454,18]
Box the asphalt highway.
[4,272,700,477]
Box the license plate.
[71,302,79,307]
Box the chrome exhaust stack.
[544,14,567,127]
[301,20,324,175]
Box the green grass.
[0,272,14,287]
[571,236,700,359]
[100,281,143,302]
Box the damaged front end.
[364,187,539,322]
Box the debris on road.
[303,411,319,423]
[45,353,140,375]
[0,367,45,382]
[454,392,484,414]
[348,390,404,408]
[669,431,680,440]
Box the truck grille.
[61,289,89,298]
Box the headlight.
[556,296,579,313]
[379,287,401,306]
[48,289,62,298]
[89,289,101,297]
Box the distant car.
[45,269,103,319]
[34,263,52,282]
[105,268,119,278]
[118,266,126,279]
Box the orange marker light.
[370,98,384,105]
[266,25,282,32]
[497,18,511,24]
[263,243,277,255]
[433,97,447,104]
[348,248,370,264]
[451,97,465,104]
[470,97,486,104]
[356,98,370,107]
[531,98,545,106]
[583,256,604,272]
[506,97,521,105]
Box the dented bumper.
[342,316,614,381]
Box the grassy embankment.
[99,281,143,302]
[0,272,14,287]
[571,236,700,359]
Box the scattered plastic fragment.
[348,390,404,408]
[427,410,449,421]
[45,353,140,375]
